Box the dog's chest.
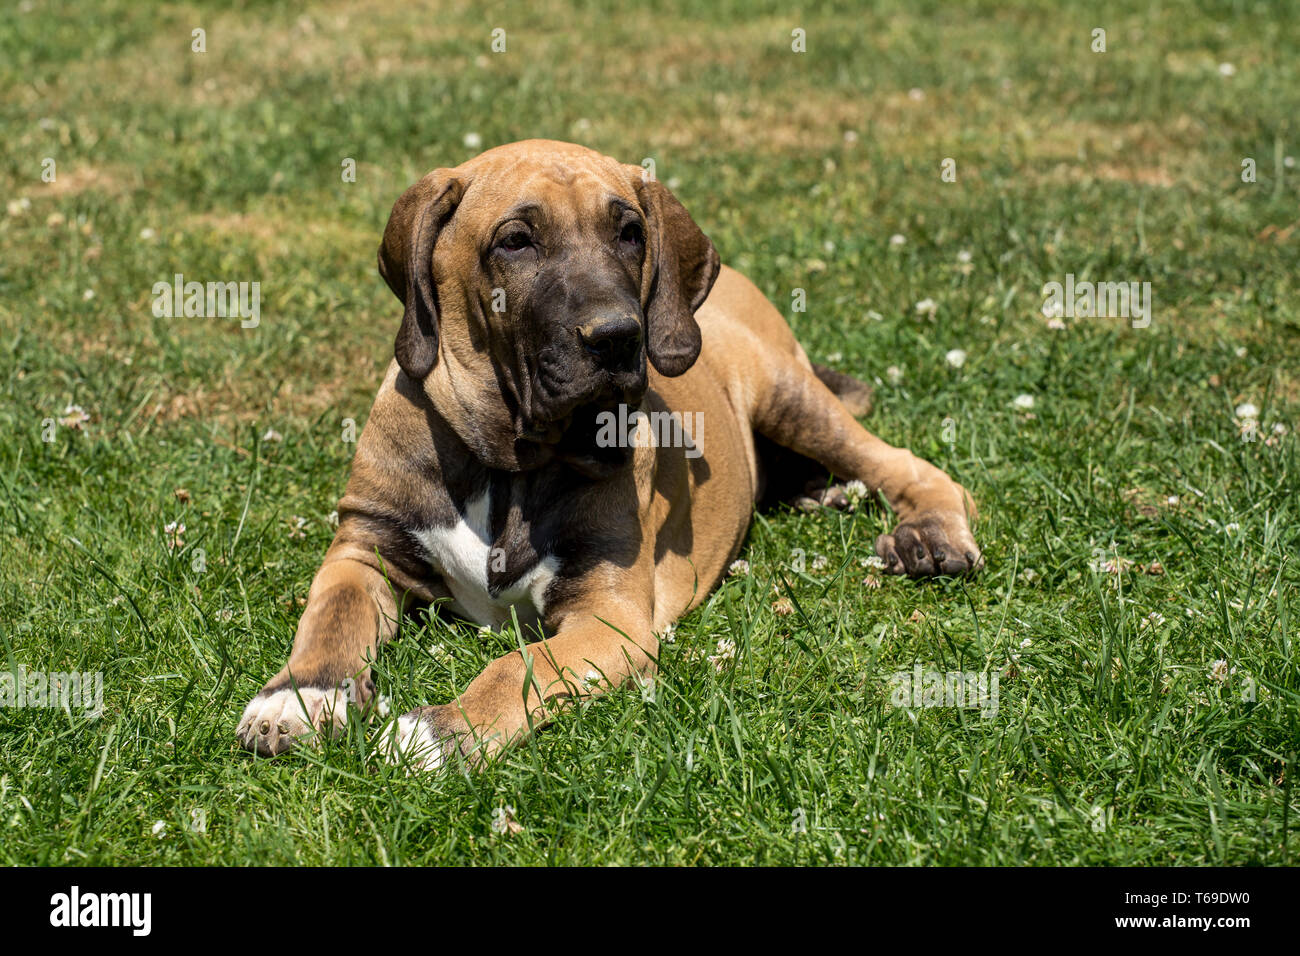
[412,487,558,630]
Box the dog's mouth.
[556,402,635,477]
[518,396,635,477]
[510,349,647,475]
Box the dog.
[236,140,982,768]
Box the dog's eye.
[495,230,534,254]
[619,222,645,247]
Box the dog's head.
[378,140,719,474]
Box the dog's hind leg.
[752,361,981,577]
[812,363,873,417]
[756,364,873,512]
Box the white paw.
[375,713,447,773]
[236,686,350,756]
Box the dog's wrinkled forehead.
[451,142,640,235]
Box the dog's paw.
[236,685,352,756]
[793,482,853,512]
[375,708,453,773]
[876,511,982,577]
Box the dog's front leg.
[237,549,405,756]
[383,583,656,772]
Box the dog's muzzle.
[527,315,648,441]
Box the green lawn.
[1,0,1297,865]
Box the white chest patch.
[412,489,558,630]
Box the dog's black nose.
[578,317,642,370]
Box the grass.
[1,0,1298,865]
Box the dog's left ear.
[633,176,720,377]
[378,171,465,380]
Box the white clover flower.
[1091,554,1132,574]
[843,130,859,144]
[1234,346,1247,358]
[1047,318,1067,331]
[811,554,828,571]
[491,805,522,835]
[914,298,938,317]
[1209,659,1230,682]
[957,250,972,264]
[1012,393,1035,410]
[163,521,186,551]
[261,428,283,443]
[1234,402,1258,420]
[660,622,677,644]
[863,554,886,570]
[908,87,925,101]
[728,559,751,576]
[844,479,868,504]
[1223,522,1240,535]
[944,349,967,369]
[889,233,906,246]
[1217,62,1236,76]
[1019,637,1032,648]
[866,309,884,321]
[58,404,90,429]
[1042,299,1064,319]
[708,638,737,672]
[151,821,167,839]
[463,131,483,149]
[139,227,156,240]
[6,197,32,217]
[885,365,903,385]
[82,289,95,301]
[825,351,843,363]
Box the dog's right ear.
[378,172,465,380]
